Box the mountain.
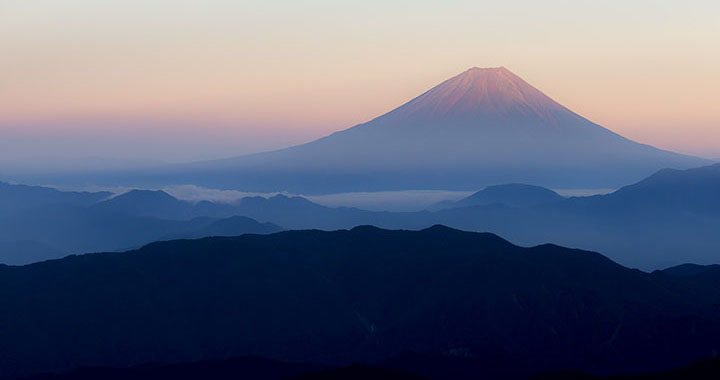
[0,181,111,216]
[662,263,720,277]
[0,210,282,265]
[592,163,720,215]
[0,185,285,264]
[21,357,326,380]
[21,355,720,380]
[2,226,720,379]
[211,165,720,269]
[140,67,706,193]
[20,358,426,380]
[431,183,564,210]
[75,165,720,269]
[428,164,720,269]
[535,357,720,379]
[5,163,720,268]
[91,190,241,220]
[91,189,191,218]
[161,216,283,240]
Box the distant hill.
[2,226,720,378]
[431,183,564,210]
[0,185,284,265]
[0,181,110,216]
[0,205,284,266]
[594,163,720,215]
[91,190,240,220]
[662,263,720,277]
[161,216,282,240]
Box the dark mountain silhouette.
[20,357,427,380]
[535,356,720,379]
[289,364,429,380]
[2,227,720,379]
[431,183,564,210]
[134,67,706,193]
[662,263,720,277]
[21,357,326,380]
[21,355,720,380]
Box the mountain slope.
[1,227,720,378]
[0,182,111,216]
[431,183,564,210]
[149,67,706,193]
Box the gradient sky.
[1,0,719,166]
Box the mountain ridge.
[2,226,720,378]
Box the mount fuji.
[156,67,707,193]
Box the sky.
[1,0,719,168]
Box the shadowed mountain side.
[116,67,707,193]
[2,227,720,378]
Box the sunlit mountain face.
[131,67,707,194]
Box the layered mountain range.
[3,163,720,268]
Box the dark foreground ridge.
[2,226,720,379]
[20,355,720,380]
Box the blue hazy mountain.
[431,183,565,210]
[161,216,282,240]
[0,185,283,265]
[140,67,707,193]
[3,226,720,379]
[3,164,720,268]
[156,164,718,269]
[0,181,111,216]
[90,189,248,220]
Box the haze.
[1,0,720,169]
